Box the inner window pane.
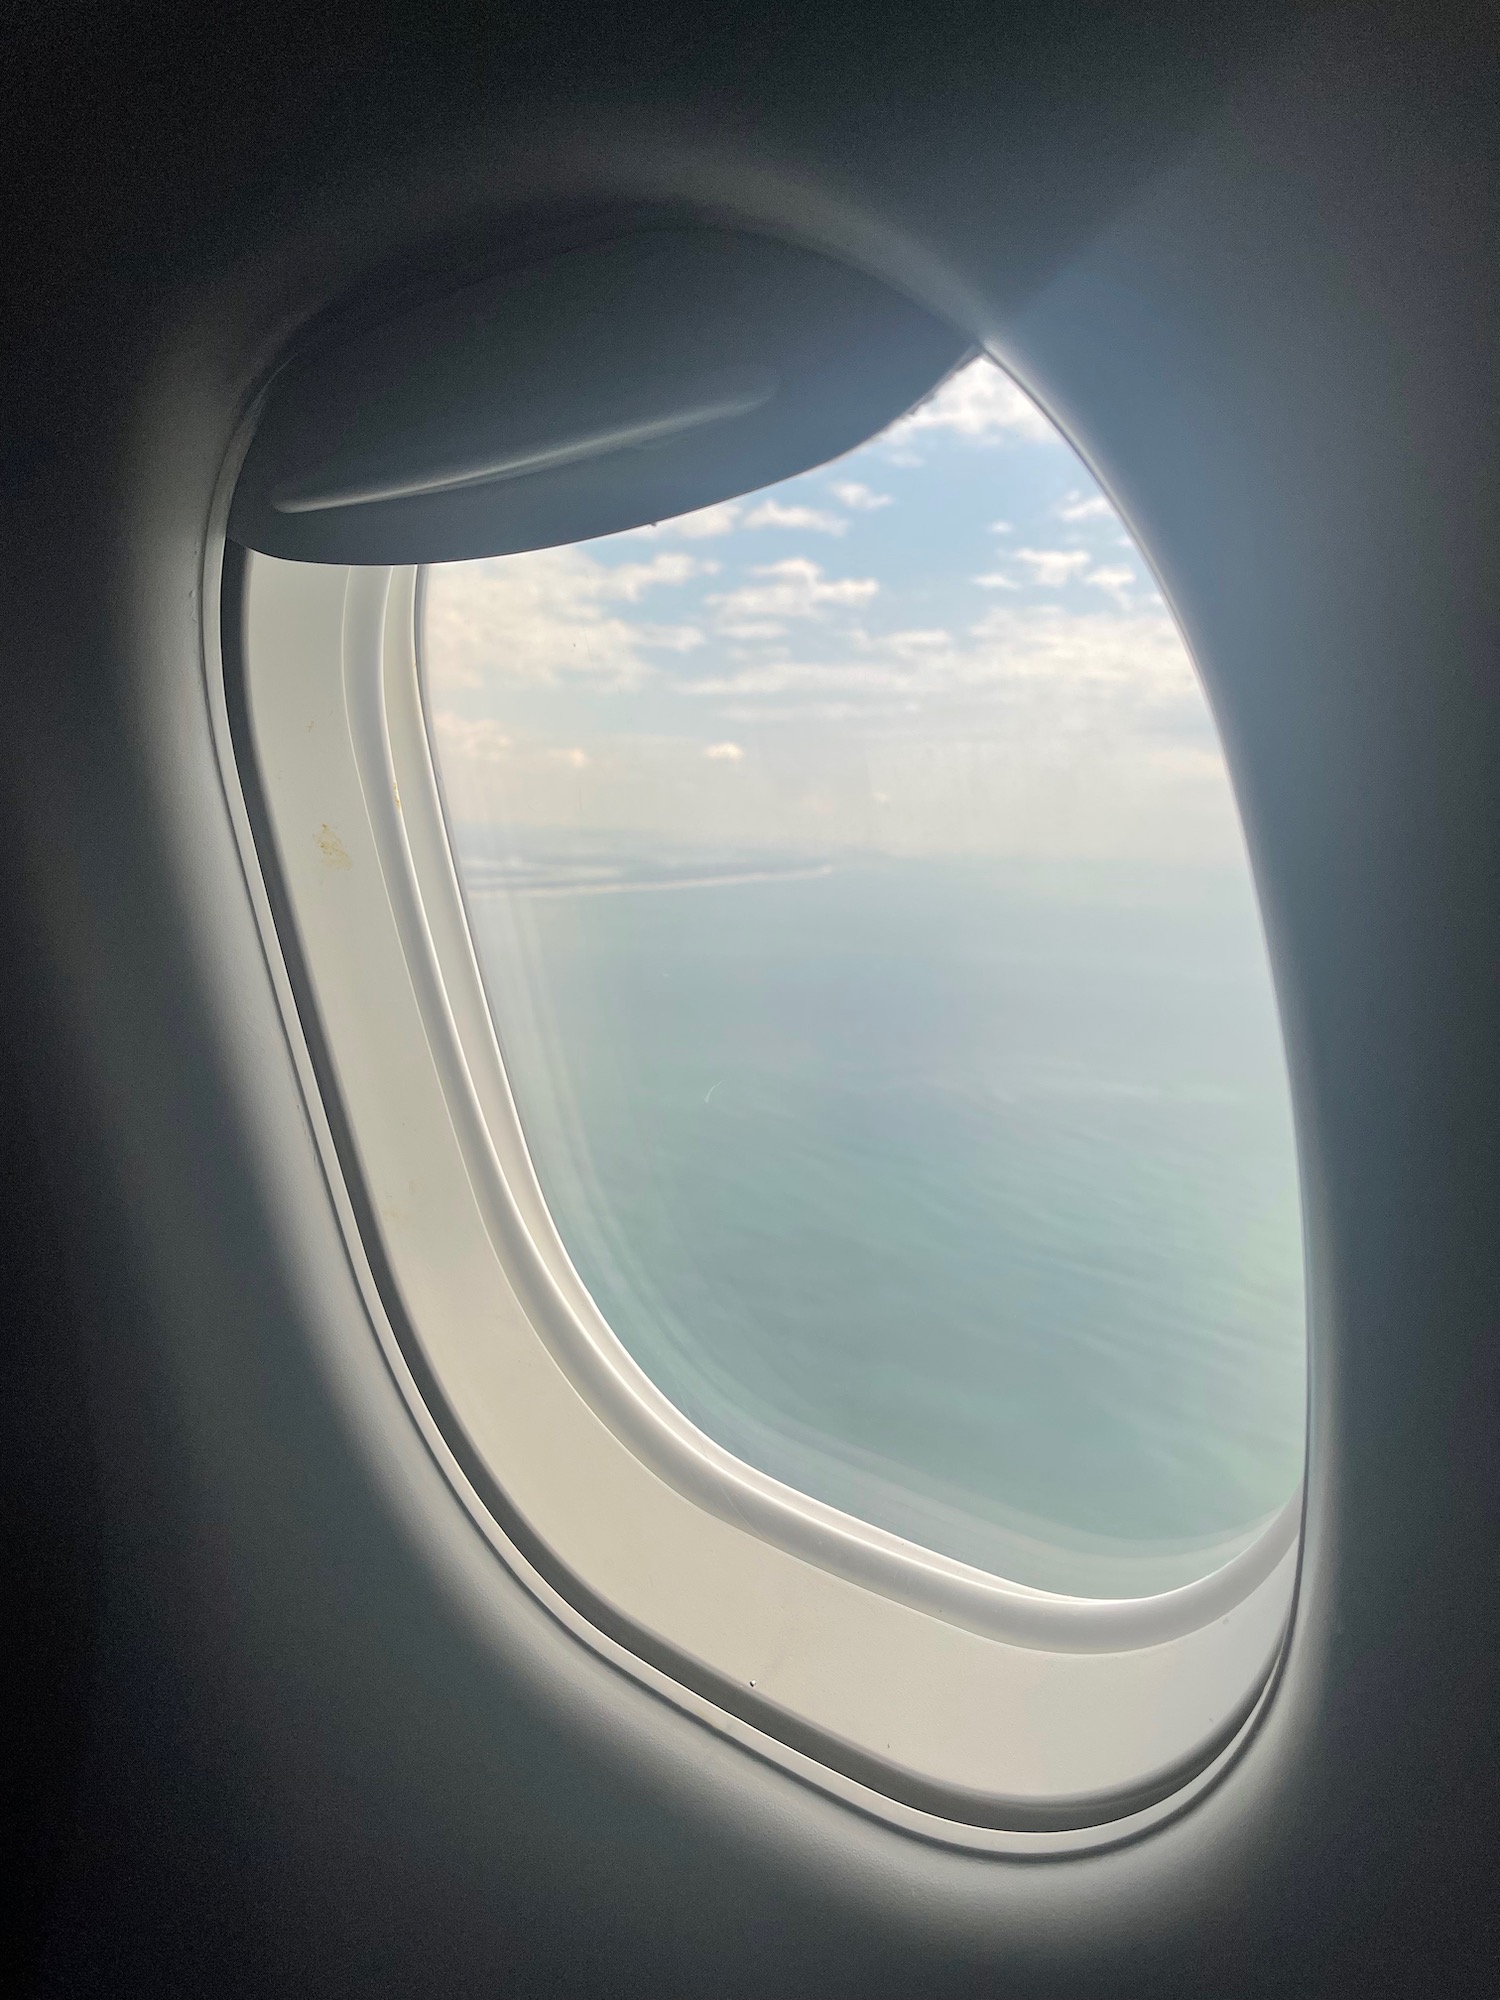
[422,356,1306,1599]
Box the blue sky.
[425,358,1243,864]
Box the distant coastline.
[468,860,837,900]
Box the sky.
[424,356,1245,865]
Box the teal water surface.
[456,835,1307,1598]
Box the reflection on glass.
[423,357,1306,1598]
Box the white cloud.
[719,620,788,641]
[634,500,744,538]
[1147,743,1227,779]
[708,558,879,625]
[990,520,1014,535]
[599,553,717,600]
[882,628,952,657]
[743,499,847,536]
[431,713,511,764]
[685,661,900,699]
[1056,491,1115,524]
[424,545,710,693]
[1014,547,1091,588]
[885,355,1055,446]
[974,571,1020,590]
[631,622,705,652]
[426,551,1229,861]
[682,605,1195,714]
[831,481,893,512]
[963,605,1193,700]
[1086,565,1137,608]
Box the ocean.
[457,835,1307,1599]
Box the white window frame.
[214,549,1304,1853]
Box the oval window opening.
[421,355,1306,1601]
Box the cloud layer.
[425,357,1243,864]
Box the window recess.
[221,224,1304,1849]
[228,546,1303,1851]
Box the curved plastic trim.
[275,366,780,513]
[226,548,1303,1836]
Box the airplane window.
[421,355,1305,1601]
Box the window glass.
[422,357,1305,1598]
